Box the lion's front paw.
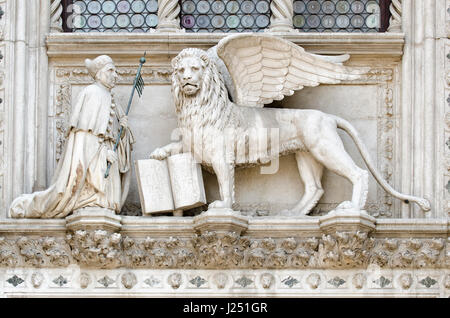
[336,201,356,211]
[208,199,232,209]
[149,147,169,160]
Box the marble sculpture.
[9,55,135,218]
[150,34,431,216]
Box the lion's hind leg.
[279,152,324,216]
[305,119,369,211]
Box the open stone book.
[135,153,207,215]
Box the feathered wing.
[215,34,368,107]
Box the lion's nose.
[183,70,193,79]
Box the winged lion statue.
[150,34,431,216]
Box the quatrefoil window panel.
[63,0,382,33]
[69,0,159,32]
[293,0,381,32]
[180,0,271,33]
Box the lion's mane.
[171,48,238,130]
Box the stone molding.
[193,208,249,235]
[0,268,448,297]
[46,33,405,59]
[0,217,448,270]
[65,208,122,233]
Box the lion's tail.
[334,115,431,212]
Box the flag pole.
[105,53,146,178]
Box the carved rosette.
[50,0,63,33]
[157,0,181,32]
[269,0,295,33]
[387,0,402,32]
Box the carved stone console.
[65,208,122,233]
[193,209,249,236]
[319,210,376,234]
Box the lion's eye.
[192,67,199,71]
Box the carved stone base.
[65,207,122,232]
[193,208,249,235]
[319,209,376,234]
[156,23,183,33]
[1,268,448,297]
[267,24,297,33]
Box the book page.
[135,159,174,215]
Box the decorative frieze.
[0,230,447,270]
[1,268,448,297]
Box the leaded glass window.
[68,0,158,32]
[61,0,390,33]
[180,0,271,33]
[293,0,381,32]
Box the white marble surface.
[135,159,174,214]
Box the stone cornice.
[0,217,447,238]
[46,32,405,61]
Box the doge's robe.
[9,83,134,218]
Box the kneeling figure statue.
[10,55,134,218]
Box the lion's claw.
[208,199,232,209]
[149,148,168,160]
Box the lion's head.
[172,48,209,96]
[171,48,233,129]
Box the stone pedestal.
[193,208,249,235]
[65,207,122,232]
[318,209,376,234]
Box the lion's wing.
[216,34,368,108]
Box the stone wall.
[0,0,448,297]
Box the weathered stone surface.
[0,230,447,270]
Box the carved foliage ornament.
[0,231,447,270]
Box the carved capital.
[66,229,123,268]
[193,208,249,236]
